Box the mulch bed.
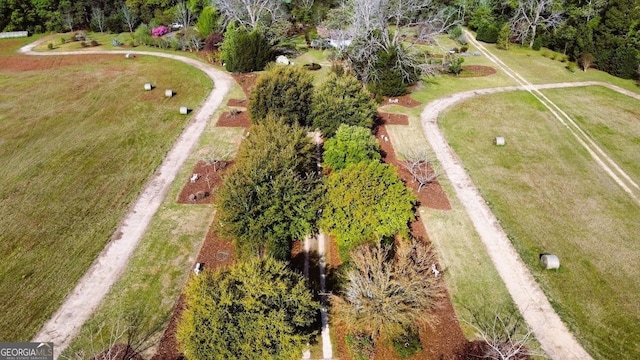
[376,125,451,211]
[231,73,258,96]
[382,93,422,108]
[378,112,410,126]
[176,161,232,204]
[458,65,497,78]
[226,98,247,107]
[216,110,251,128]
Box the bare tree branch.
[400,148,442,192]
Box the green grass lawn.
[439,90,640,359]
[0,38,211,342]
[541,86,640,181]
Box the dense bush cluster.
[220,24,273,73]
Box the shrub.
[448,25,463,40]
[204,31,224,52]
[134,24,152,46]
[532,36,542,50]
[195,5,220,38]
[80,41,88,48]
[59,37,66,45]
[391,327,423,359]
[151,25,169,37]
[331,63,345,76]
[220,23,273,73]
[90,40,99,47]
[496,24,510,50]
[460,45,469,53]
[346,333,374,360]
[566,62,577,73]
[448,56,464,76]
[476,23,499,43]
[112,38,122,47]
[47,43,53,50]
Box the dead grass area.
[216,110,251,128]
[0,54,121,71]
[176,161,233,204]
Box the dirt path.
[420,52,638,360]
[20,39,233,358]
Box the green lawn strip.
[385,116,529,342]
[471,37,640,93]
[62,120,245,357]
[0,55,210,342]
[540,86,640,181]
[439,91,640,359]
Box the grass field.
[0,37,211,342]
[439,90,640,359]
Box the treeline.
[465,0,640,79]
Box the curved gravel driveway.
[420,81,639,360]
[20,39,233,358]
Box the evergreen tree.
[177,257,320,360]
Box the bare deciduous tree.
[509,0,564,48]
[203,148,233,172]
[346,0,460,84]
[332,240,444,341]
[175,1,197,29]
[61,307,165,360]
[92,7,106,33]
[400,148,442,192]
[121,4,137,33]
[462,305,539,360]
[211,0,287,30]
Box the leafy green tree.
[177,257,320,360]
[249,65,315,126]
[332,240,443,341]
[320,161,416,256]
[323,125,380,171]
[215,117,321,260]
[310,74,378,137]
[195,5,219,37]
[220,23,273,73]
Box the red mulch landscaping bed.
[376,125,451,211]
[382,93,422,108]
[458,65,497,78]
[176,161,232,204]
[231,73,258,96]
[227,98,247,107]
[378,112,410,125]
[216,110,251,128]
